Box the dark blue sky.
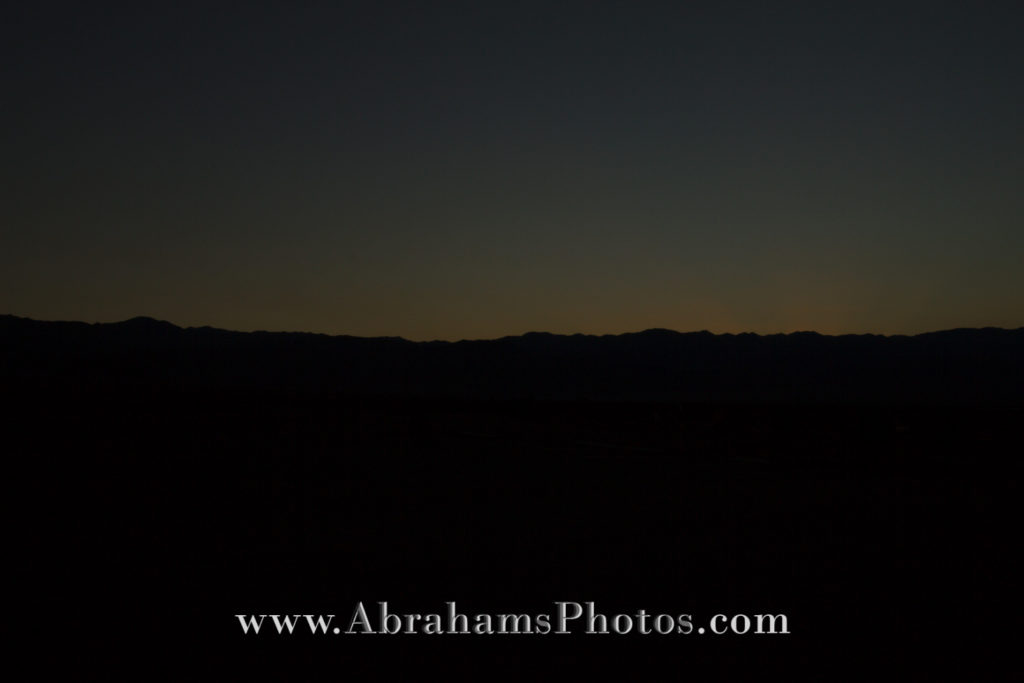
[4,1,1022,339]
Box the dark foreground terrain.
[3,317,1020,679]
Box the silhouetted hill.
[5,314,1020,678]
[2,315,1022,405]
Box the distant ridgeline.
[1,315,1022,405]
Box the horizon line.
[3,313,1022,344]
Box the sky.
[3,1,1022,340]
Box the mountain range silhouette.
[2,314,1021,405]
[5,312,1021,678]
